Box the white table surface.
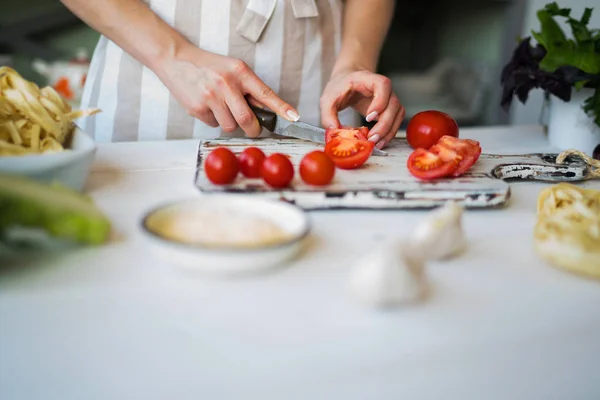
[1,125,599,400]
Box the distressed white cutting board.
[193,138,591,210]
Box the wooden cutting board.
[193,138,593,210]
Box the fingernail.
[366,111,378,122]
[286,110,300,122]
[368,134,380,143]
[376,141,385,150]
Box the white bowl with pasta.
[0,126,96,191]
[0,67,100,191]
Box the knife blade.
[250,105,388,157]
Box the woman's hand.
[320,69,404,149]
[153,44,300,137]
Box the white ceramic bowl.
[140,196,311,277]
[0,127,96,191]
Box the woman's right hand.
[153,44,300,137]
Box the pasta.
[534,182,600,279]
[0,66,100,156]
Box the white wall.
[510,0,600,125]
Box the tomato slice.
[325,127,369,143]
[437,136,480,154]
[430,144,463,166]
[324,138,374,170]
[435,136,482,177]
[407,148,458,180]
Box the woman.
[61,0,403,149]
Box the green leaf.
[535,9,567,49]
[568,18,592,44]
[565,8,594,46]
[592,30,600,51]
[540,47,600,74]
[531,31,547,49]
[545,2,571,17]
[581,8,593,25]
[582,88,600,128]
[575,80,588,90]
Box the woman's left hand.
[320,69,405,149]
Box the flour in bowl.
[146,208,292,248]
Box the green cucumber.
[0,174,111,245]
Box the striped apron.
[78,0,359,142]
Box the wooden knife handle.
[250,104,277,132]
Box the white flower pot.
[548,88,600,156]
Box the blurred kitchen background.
[1,0,598,128]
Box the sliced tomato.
[325,127,369,143]
[324,138,374,170]
[435,136,482,177]
[407,148,458,180]
[430,144,463,167]
[437,136,480,155]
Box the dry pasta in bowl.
[534,182,600,280]
[0,66,100,156]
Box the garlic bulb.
[411,201,466,261]
[349,241,427,308]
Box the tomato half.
[437,136,480,155]
[204,147,239,185]
[325,127,369,143]
[261,153,294,188]
[238,147,266,178]
[324,138,374,170]
[406,110,459,150]
[435,136,482,177]
[430,144,462,167]
[407,148,457,180]
[300,150,335,186]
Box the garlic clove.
[349,241,427,308]
[411,201,466,261]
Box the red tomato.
[406,148,458,180]
[406,110,459,150]
[54,77,74,100]
[238,147,266,178]
[325,127,369,143]
[324,138,374,170]
[435,136,482,177]
[261,153,294,188]
[204,147,239,184]
[299,150,335,186]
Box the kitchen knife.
[250,105,388,157]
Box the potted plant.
[500,2,600,156]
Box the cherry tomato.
[407,148,457,180]
[406,110,459,150]
[261,153,294,188]
[324,138,374,170]
[300,150,335,186]
[435,135,482,177]
[325,127,369,143]
[204,147,239,185]
[238,147,266,178]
